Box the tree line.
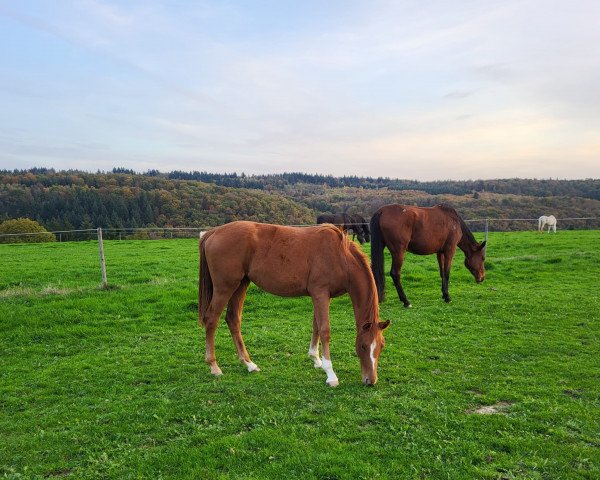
[1,169,599,234]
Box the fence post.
[484,219,489,255]
[97,227,108,288]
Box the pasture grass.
[0,231,599,479]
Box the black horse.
[316,213,368,244]
[348,214,370,243]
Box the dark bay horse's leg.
[308,314,322,368]
[311,293,338,386]
[437,252,449,302]
[225,278,260,372]
[390,249,411,308]
[437,248,456,303]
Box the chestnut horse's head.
[356,320,390,385]
[464,241,486,283]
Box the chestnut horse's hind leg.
[225,279,260,372]
[311,294,338,387]
[202,283,239,375]
[390,249,411,308]
[202,289,232,375]
[308,314,322,368]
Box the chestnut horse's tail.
[370,210,386,303]
[199,230,215,327]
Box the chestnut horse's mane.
[344,234,380,325]
[295,224,379,324]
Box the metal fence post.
[484,219,489,256]
[97,227,108,288]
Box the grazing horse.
[348,214,371,243]
[370,204,486,307]
[199,221,389,386]
[538,215,557,233]
[316,213,366,244]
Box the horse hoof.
[404,303,412,308]
[210,367,223,376]
[327,379,339,387]
[246,362,260,372]
[313,360,322,368]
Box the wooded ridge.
[1,168,598,231]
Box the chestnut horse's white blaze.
[370,340,377,366]
[199,221,389,387]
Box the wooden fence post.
[97,227,108,288]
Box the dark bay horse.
[349,214,370,243]
[316,213,368,244]
[370,204,486,307]
[199,221,389,386]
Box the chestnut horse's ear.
[478,241,487,251]
[378,320,390,330]
[362,322,373,332]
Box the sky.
[1,0,599,180]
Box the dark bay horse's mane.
[437,204,477,246]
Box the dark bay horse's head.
[464,241,486,283]
[362,224,371,243]
[355,227,366,244]
[356,320,390,385]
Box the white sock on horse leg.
[321,357,339,386]
[308,344,322,367]
[244,360,260,372]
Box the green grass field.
[1,231,599,479]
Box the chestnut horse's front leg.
[311,293,338,387]
[308,314,322,368]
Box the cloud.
[0,0,599,179]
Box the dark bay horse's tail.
[199,230,215,326]
[370,211,386,303]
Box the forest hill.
[1,169,599,232]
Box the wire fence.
[0,218,597,289]
[0,217,598,243]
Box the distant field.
[1,231,599,479]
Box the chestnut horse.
[370,204,486,307]
[199,221,389,386]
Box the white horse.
[538,215,557,233]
